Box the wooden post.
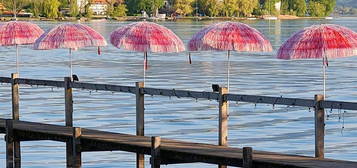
[243,147,253,168]
[151,136,161,168]
[64,77,74,167]
[314,94,325,159]
[72,127,82,168]
[218,87,228,168]
[11,73,20,168]
[6,119,14,168]
[136,82,145,168]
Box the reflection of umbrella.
[188,21,272,90]
[0,21,44,74]
[34,23,107,78]
[277,24,357,98]
[110,21,185,84]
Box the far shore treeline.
[1,0,338,19]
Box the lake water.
[0,17,357,167]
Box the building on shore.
[77,0,108,15]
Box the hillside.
[337,0,357,8]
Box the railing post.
[314,94,324,159]
[218,87,228,168]
[6,119,14,168]
[72,127,82,168]
[64,77,74,167]
[136,82,145,168]
[11,73,21,168]
[151,136,161,168]
[243,147,253,168]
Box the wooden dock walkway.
[1,74,357,167]
[1,119,357,168]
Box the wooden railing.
[1,73,357,167]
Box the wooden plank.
[219,87,228,168]
[71,82,136,94]
[15,78,64,88]
[243,147,252,168]
[6,120,14,168]
[11,73,21,168]
[151,136,161,168]
[64,77,74,168]
[143,88,220,100]
[0,119,356,168]
[0,77,12,83]
[226,94,316,108]
[136,82,145,168]
[315,95,324,159]
[72,127,82,168]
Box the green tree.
[29,0,43,17]
[293,0,307,16]
[69,0,79,17]
[173,0,194,16]
[280,0,290,14]
[43,0,60,18]
[84,3,93,18]
[263,0,279,15]
[222,0,238,17]
[204,0,222,17]
[308,1,326,16]
[3,0,30,16]
[112,4,127,17]
[237,0,259,17]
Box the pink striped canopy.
[188,21,272,52]
[0,21,44,46]
[110,21,185,53]
[277,24,357,60]
[34,23,107,50]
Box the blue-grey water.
[0,18,357,167]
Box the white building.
[90,3,107,15]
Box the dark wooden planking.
[0,77,12,83]
[15,78,64,88]
[71,82,136,94]
[321,100,357,111]
[1,119,357,168]
[143,88,220,100]
[226,94,316,108]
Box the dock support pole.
[72,127,82,168]
[65,77,74,167]
[218,87,228,168]
[136,82,145,168]
[151,136,161,168]
[11,73,20,168]
[243,147,253,168]
[6,119,14,168]
[314,94,325,159]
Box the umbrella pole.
[143,52,147,86]
[69,48,73,79]
[227,50,230,91]
[16,44,19,74]
[323,57,326,99]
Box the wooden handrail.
[1,77,357,111]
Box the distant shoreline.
[0,15,354,22]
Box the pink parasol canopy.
[277,24,357,98]
[0,21,44,73]
[189,21,272,52]
[34,23,107,78]
[188,21,273,90]
[110,21,185,84]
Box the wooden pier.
[1,74,357,168]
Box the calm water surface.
[0,18,357,167]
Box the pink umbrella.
[0,21,44,74]
[277,24,357,98]
[34,23,107,78]
[188,21,273,90]
[110,21,185,83]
